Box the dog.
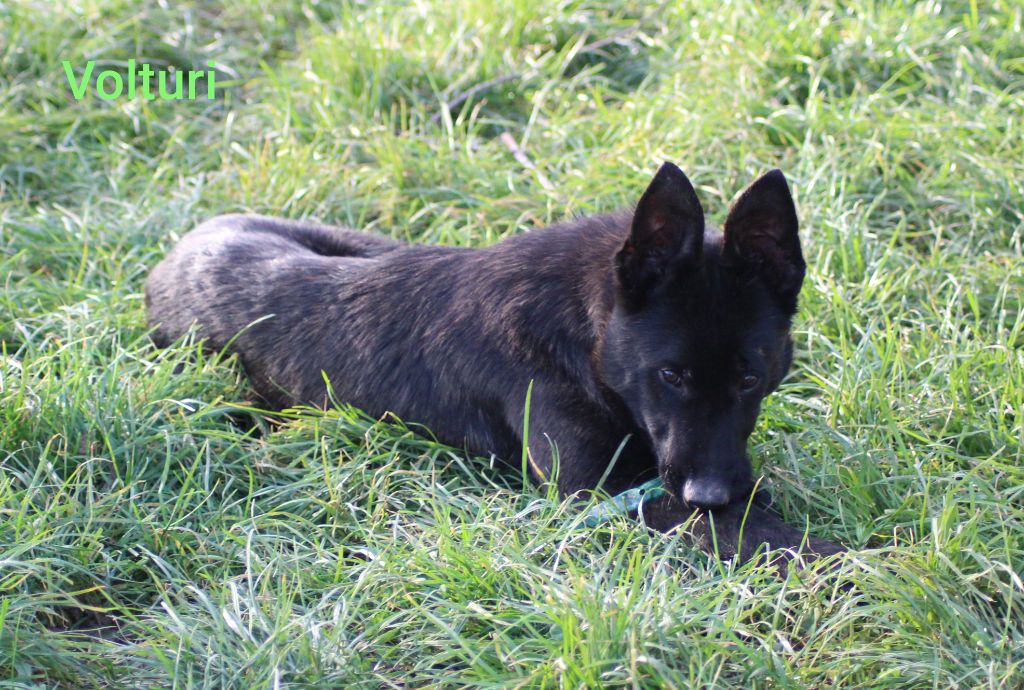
[146,163,843,560]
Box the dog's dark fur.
[146,163,843,561]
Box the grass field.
[2,0,1023,687]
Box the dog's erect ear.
[616,162,704,300]
[723,169,805,313]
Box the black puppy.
[147,163,842,560]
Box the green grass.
[1,0,1022,686]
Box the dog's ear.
[723,169,805,313]
[616,162,704,300]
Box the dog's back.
[146,214,404,345]
[145,212,625,470]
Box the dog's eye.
[740,373,760,391]
[660,368,684,386]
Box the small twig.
[575,24,645,56]
[499,132,553,191]
[430,20,651,126]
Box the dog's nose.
[682,477,731,508]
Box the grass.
[1,0,1022,686]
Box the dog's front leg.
[637,493,846,571]
[517,390,655,499]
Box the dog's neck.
[481,211,632,403]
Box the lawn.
[1,0,1022,687]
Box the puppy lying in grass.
[146,163,844,567]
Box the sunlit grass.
[1,0,1022,686]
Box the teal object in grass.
[582,478,668,528]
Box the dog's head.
[599,163,805,509]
